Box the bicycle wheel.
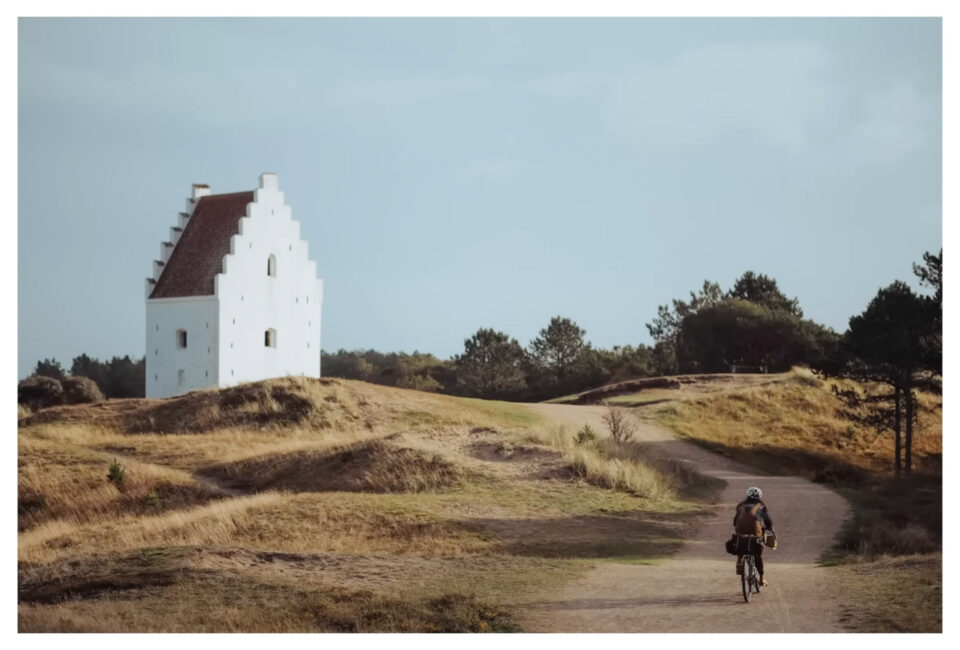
[741,556,752,603]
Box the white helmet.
[746,486,763,499]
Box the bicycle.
[740,551,762,603]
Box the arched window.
[176,329,187,348]
[265,328,277,348]
[267,254,277,277]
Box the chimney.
[192,184,211,200]
[259,172,278,190]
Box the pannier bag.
[725,534,738,555]
[763,530,778,549]
[726,534,763,555]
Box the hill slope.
[18,377,708,632]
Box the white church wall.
[214,173,322,387]
[145,296,220,398]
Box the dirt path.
[518,403,852,632]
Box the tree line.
[28,354,145,399]
[323,270,844,401]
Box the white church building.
[145,173,322,398]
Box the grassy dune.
[18,376,707,632]
[652,367,941,480]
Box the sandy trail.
[518,403,852,632]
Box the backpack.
[735,500,764,537]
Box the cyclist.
[734,486,773,587]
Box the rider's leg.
[755,547,767,585]
[736,553,744,574]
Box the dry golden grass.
[200,439,465,494]
[22,376,536,435]
[18,376,705,631]
[18,433,224,530]
[526,424,718,501]
[18,562,523,633]
[653,367,942,480]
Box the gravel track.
[518,403,852,633]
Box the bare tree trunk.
[904,384,914,476]
[894,385,902,477]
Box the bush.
[107,459,126,489]
[574,424,598,445]
[61,375,105,404]
[602,406,637,445]
[18,375,64,410]
[396,374,443,393]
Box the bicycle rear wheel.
[741,556,752,603]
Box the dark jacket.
[733,497,774,534]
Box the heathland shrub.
[396,374,443,393]
[18,376,64,410]
[603,406,637,445]
[107,459,126,489]
[61,375,105,404]
[574,424,598,445]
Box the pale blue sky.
[18,18,941,378]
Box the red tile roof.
[149,191,254,299]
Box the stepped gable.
[150,191,254,298]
